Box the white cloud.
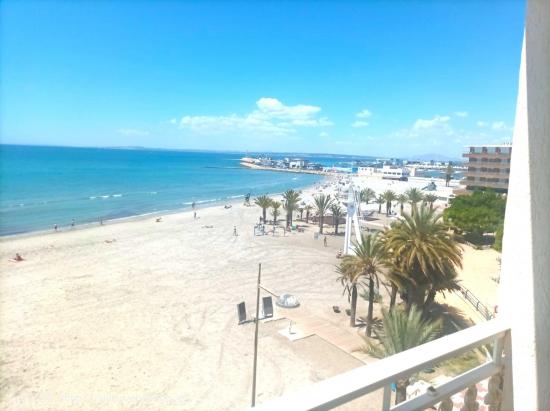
[477,120,511,131]
[491,121,509,131]
[178,97,332,137]
[356,109,372,118]
[319,131,329,137]
[117,128,149,136]
[412,115,450,130]
[454,111,468,117]
[169,118,177,125]
[351,120,369,128]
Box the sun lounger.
[262,296,274,318]
[237,302,247,324]
[332,305,341,313]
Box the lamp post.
[251,263,261,407]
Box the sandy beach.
[0,177,500,410]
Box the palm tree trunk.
[378,204,382,213]
[424,289,436,311]
[390,283,398,310]
[400,203,404,214]
[335,221,339,234]
[367,277,374,337]
[319,215,324,233]
[262,209,267,223]
[306,211,309,223]
[350,285,357,327]
[395,378,410,404]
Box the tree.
[330,203,344,235]
[384,205,462,312]
[270,201,281,224]
[304,204,313,223]
[493,223,504,252]
[314,194,333,234]
[443,190,506,244]
[341,233,386,336]
[361,188,376,205]
[424,193,438,210]
[396,194,408,215]
[445,163,454,187]
[336,261,364,328]
[282,189,302,227]
[405,188,424,211]
[298,207,304,220]
[254,195,272,223]
[364,306,442,404]
[382,190,397,215]
[375,194,385,214]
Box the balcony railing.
[252,319,509,411]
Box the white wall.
[499,0,550,409]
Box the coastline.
[0,177,327,241]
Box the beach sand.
[0,176,500,410]
[0,186,387,411]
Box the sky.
[1,1,526,158]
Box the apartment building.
[461,144,512,192]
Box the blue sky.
[1,1,525,157]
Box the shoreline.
[0,179,327,241]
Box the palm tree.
[375,194,385,214]
[314,194,333,234]
[270,201,281,224]
[336,261,364,327]
[330,203,344,234]
[254,195,272,223]
[382,190,397,215]
[341,233,386,336]
[405,188,424,213]
[445,163,454,187]
[424,193,438,210]
[282,189,302,227]
[360,188,376,205]
[396,194,408,215]
[304,204,313,223]
[298,207,304,220]
[384,205,462,312]
[364,306,442,404]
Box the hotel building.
[461,144,512,192]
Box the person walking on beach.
[192,201,196,210]
[193,211,197,219]
[233,226,238,236]
[71,219,75,228]
[54,224,58,232]
[324,236,328,247]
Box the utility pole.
[251,263,261,407]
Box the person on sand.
[11,253,24,262]
[324,236,328,247]
[71,219,75,228]
[193,211,197,219]
[233,226,238,236]
[54,224,58,232]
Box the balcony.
[251,2,550,409]
[464,171,509,179]
[462,152,511,160]
[463,180,509,190]
[253,320,509,411]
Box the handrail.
[457,285,494,320]
[251,319,509,411]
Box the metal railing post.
[382,385,392,411]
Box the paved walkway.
[274,306,371,362]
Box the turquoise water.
[0,145,326,235]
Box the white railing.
[251,319,510,411]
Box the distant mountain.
[408,153,463,163]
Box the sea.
[0,145,371,236]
